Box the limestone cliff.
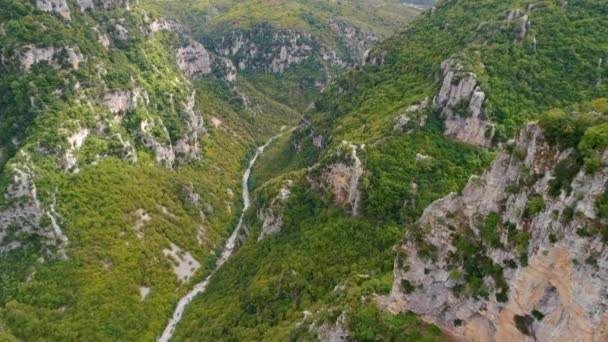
[434,58,494,148]
[385,123,608,341]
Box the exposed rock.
[211,116,222,128]
[74,0,94,12]
[149,18,181,34]
[328,19,380,64]
[36,0,70,19]
[213,29,317,74]
[415,153,432,162]
[385,123,608,341]
[114,24,128,41]
[506,8,531,41]
[182,184,201,207]
[0,153,68,257]
[435,58,494,148]
[139,119,175,168]
[103,88,149,114]
[101,0,130,11]
[176,41,211,79]
[313,135,324,149]
[257,180,292,241]
[323,142,363,216]
[63,128,90,172]
[135,91,202,168]
[139,286,150,301]
[317,312,349,342]
[94,27,110,49]
[113,133,138,162]
[393,97,429,132]
[163,242,201,283]
[19,45,84,72]
[218,57,237,82]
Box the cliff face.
[435,58,494,148]
[0,0,216,256]
[205,25,375,77]
[385,123,608,341]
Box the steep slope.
[144,0,422,111]
[170,0,608,340]
[388,118,608,341]
[0,0,300,340]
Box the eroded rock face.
[0,153,68,258]
[19,45,84,71]
[385,123,608,341]
[393,97,429,132]
[329,19,380,64]
[100,0,130,11]
[323,142,363,216]
[74,0,94,12]
[176,42,211,79]
[36,0,70,19]
[62,128,90,172]
[139,119,175,168]
[214,29,317,74]
[257,180,292,241]
[317,312,349,342]
[103,88,149,114]
[435,58,495,148]
[138,94,203,168]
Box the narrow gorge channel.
[158,128,292,342]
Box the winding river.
[158,130,287,342]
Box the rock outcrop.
[322,142,363,216]
[103,88,149,114]
[385,123,608,341]
[393,97,429,132]
[329,19,380,64]
[163,242,200,283]
[74,0,94,12]
[176,41,211,79]
[435,58,494,148]
[63,128,90,172]
[19,45,84,71]
[137,92,203,168]
[257,180,292,241]
[211,29,325,74]
[0,153,68,258]
[36,0,71,19]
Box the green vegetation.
[0,0,299,340]
[144,0,421,112]
[347,303,441,342]
[171,0,608,339]
[1,0,607,340]
[525,194,545,218]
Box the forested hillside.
[171,0,608,340]
[0,0,421,340]
[144,0,421,111]
[1,0,607,341]
[0,0,300,339]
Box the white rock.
[163,242,201,283]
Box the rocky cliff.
[434,58,494,148]
[385,123,608,341]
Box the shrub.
[531,310,545,321]
[514,314,535,336]
[525,195,545,218]
[591,98,608,113]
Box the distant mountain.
[144,0,421,110]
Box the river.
[158,130,288,342]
